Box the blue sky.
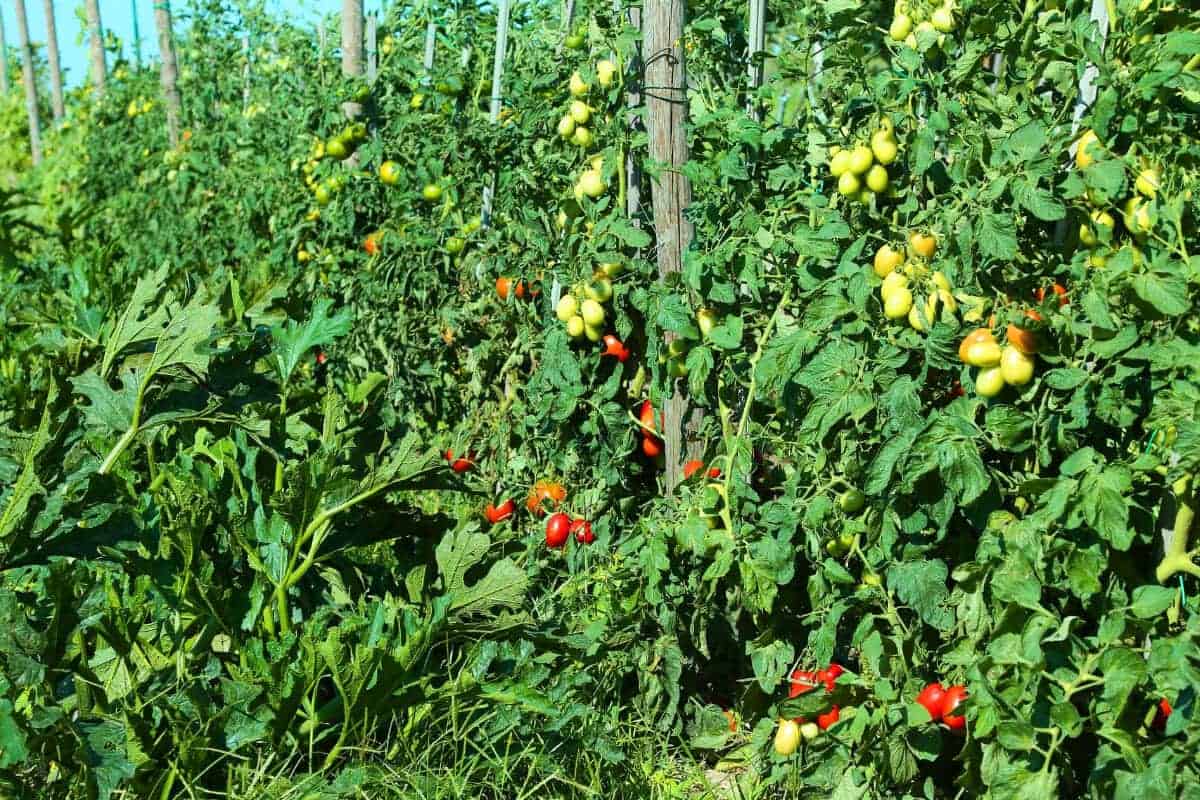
[2,1,388,88]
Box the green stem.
[1156,474,1197,582]
[273,392,287,494]
[97,385,145,475]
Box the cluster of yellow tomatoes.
[557,61,617,202]
[125,97,154,118]
[958,320,1038,398]
[1075,129,1160,268]
[829,119,899,204]
[873,233,960,332]
[889,0,958,46]
[301,123,368,207]
[555,265,621,343]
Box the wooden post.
[85,0,106,96]
[423,21,436,72]
[0,7,10,95]
[621,0,642,223]
[367,14,378,83]
[341,0,364,121]
[1055,0,1109,245]
[154,0,182,147]
[241,35,250,111]
[41,0,65,121]
[746,0,765,119]
[14,0,42,165]
[480,0,511,229]
[644,0,697,491]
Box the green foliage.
[1,0,1199,797]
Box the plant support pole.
[480,0,511,229]
[0,9,9,95]
[746,0,765,119]
[14,0,42,165]
[645,0,698,492]
[85,0,106,96]
[342,0,364,121]
[154,0,182,147]
[367,14,378,83]
[131,0,142,67]
[41,0,65,121]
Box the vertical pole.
[1055,0,1109,245]
[131,0,142,67]
[620,0,642,224]
[0,6,11,95]
[41,0,65,121]
[746,0,765,119]
[480,0,511,229]
[423,21,436,72]
[644,0,697,491]
[367,14,378,83]
[14,0,42,165]
[341,0,364,121]
[154,0,182,147]
[85,0,106,96]
[241,35,251,111]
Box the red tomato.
[642,434,663,458]
[683,460,705,480]
[819,663,845,693]
[639,400,657,433]
[570,518,595,544]
[601,334,630,362]
[496,276,513,300]
[817,705,840,731]
[444,449,475,473]
[789,670,820,698]
[364,232,382,255]
[916,683,946,721]
[1035,283,1069,306]
[484,499,515,524]
[708,466,722,478]
[723,709,737,732]
[315,351,328,365]
[941,685,968,731]
[1153,697,1173,731]
[545,513,571,548]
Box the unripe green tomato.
[422,183,443,202]
[581,299,605,327]
[585,278,613,303]
[862,572,882,587]
[883,287,914,319]
[800,722,820,741]
[774,719,801,756]
[890,13,913,40]
[556,294,579,322]
[976,366,1007,397]
[557,115,576,139]
[445,236,465,255]
[571,126,594,148]
[584,323,604,343]
[829,149,853,177]
[871,130,898,165]
[999,346,1034,386]
[847,145,874,175]
[838,488,866,513]
[826,539,847,556]
[667,356,689,377]
[838,171,861,196]
[667,339,690,357]
[866,164,889,193]
[566,315,586,338]
[697,308,719,339]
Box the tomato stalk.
[1155,474,1200,582]
[97,383,146,475]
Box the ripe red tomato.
[683,460,705,480]
[526,480,567,516]
[916,683,946,721]
[570,518,595,544]
[708,466,722,478]
[941,685,968,731]
[639,400,657,433]
[601,334,630,362]
[641,435,663,458]
[364,232,382,256]
[1153,697,1173,731]
[484,499,515,524]
[545,512,571,548]
[789,670,820,698]
[315,351,328,365]
[1035,283,1069,306]
[444,449,475,473]
[819,663,845,693]
[817,705,840,731]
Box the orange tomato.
[525,480,567,516]
[1006,324,1038,355]
[958,328,996,363]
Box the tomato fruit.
[571,519,595,544]
[838,488,866,513]
[444,449,475,473]
[379,160,401,185]
[941,685,968,730]
[580,299,605,327]
[958,328,994,363]
[364,233,382,256]
[837,171,861,196]
[1135,167,1160,199]
[916,683,946,720]
[884,287,914,319]
[817,705,840,731]
[931,5,955,31]
[642,435,663,458]
[890,13,913,40]
[568,100,591,125]
[909,232,937,258]
[818,663,845,692]
[484,499,515,524]
[445,236,465,255]
[578,170,605,197]
[963,338,1002,368]
[789,669,820,697]
[865,164,889,192]
[1000,346,1035,386]
[557,114,576,139]
[976,366,1006,398]
[1035,283,1069,306]
[584,278,613,303]
[564,33,585,49]
[683,460,705,480]
[422,183,443,203]
[774,719,801,756]
[847,145,874,175]
[596,59,617,88]
[555,294,579,322]
[871,129,898,165]
[1005,324,1038,355]
[1153,697,1173,731]
[568,71,590,97]
[829,149,853,177]
[800,721,820,740]
[697,308,719,339]
[1075,129,1101,169]
[601,334,630,362]
[545,513,571,548]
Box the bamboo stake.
[14,0,42,165]
[342,0,364,121]
[746,0,765,119]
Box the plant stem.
[1156,474,1198,582]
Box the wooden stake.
[342,0,364,121]
[746,0,765,118]
[367,14,378,83]
[620,0,642,224]
[481,0,511,229]
[424,21,436,72]
[154,0,182,147]
[242,35,251,111]
[13,0,42,165]
[85,0,106,97]
[41,0,65,121]
[644,0,697,491]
